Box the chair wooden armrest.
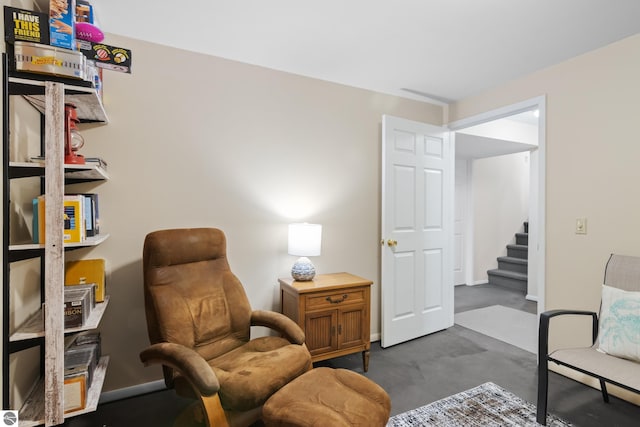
[251,310,306,345]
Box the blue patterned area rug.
[387,382,571,426]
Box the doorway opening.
[447,96,545,353]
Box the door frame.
[447,95,546,314]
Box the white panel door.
[381,115,454,348]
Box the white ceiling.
[88,0,640,103]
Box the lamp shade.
[288,223,322,256]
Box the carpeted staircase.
[487,222,528,292]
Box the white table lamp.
[288,223,322,281]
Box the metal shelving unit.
[2,54,110,426]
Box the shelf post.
[43,82,65,426]
[2,52,10,412]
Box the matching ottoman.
[262,367,391,426]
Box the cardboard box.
[75,0,94,24]
[4,6,49,44]
[65,259,106,302]
[77,39,132,73]
[13,41,85,80]
[85,60,102,98]
[50,0,76,50]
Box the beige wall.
[450,33,640,351]
[70,34,442,390]
[472,152,530,282]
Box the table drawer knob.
[326,294,348,304]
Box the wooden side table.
[279,272,373,371]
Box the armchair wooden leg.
[200,394,230,427]
[536,360,549,426]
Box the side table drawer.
[305,288,366,310]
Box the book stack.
[32,193,100,244]
[64,332,102,413]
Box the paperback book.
[32,193,100,244]
[63,195,84,243]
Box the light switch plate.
[576,218,587,234]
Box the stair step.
[507,244,528,259]
[515,232,528,246]
[487,269,527,280]
[497,256,528,274]
[487,269,527,292]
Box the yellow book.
[63,195,84,243]
[65,259,106,302]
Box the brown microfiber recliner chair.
[140,228,312,427]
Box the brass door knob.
[387,239,397,247]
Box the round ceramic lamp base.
[291,257,316,281]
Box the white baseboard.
[525,294,538,302]
[99,379,166,404]
[370,332,381,342]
